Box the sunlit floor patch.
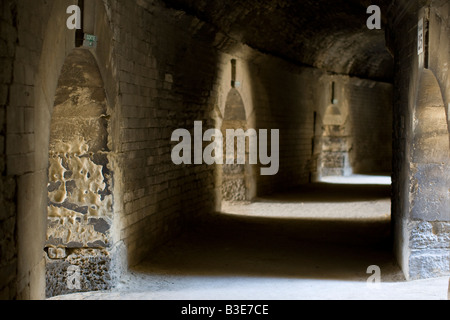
[222,175,392,221]
[320,174,392,185]
[221,199,391,221]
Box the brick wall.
[111,0,221,266]
[0,0,61,300]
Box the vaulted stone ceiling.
[162,0,394,82]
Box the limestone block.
[409,250,450,280]
[410,163,450,222]
[409,221,450,250]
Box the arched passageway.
[1,0,450,301]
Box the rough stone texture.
[45,248,114,298]
[222,176,246,202]
[409,250,450,280]
[409,222,450,250]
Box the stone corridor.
[1,0,449,300]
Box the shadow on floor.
[134,183,404,283]
[254,183,392,203]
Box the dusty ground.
[49,176,450,300]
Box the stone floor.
[49,176,450,300]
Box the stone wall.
[113,0,221,265]
[0,0,71,300]
[388,0,450,280]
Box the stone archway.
[221,88,249,202]
[7,0,120,300]
[45,49,116,297]
[318,104,352,179]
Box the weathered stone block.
[409,221,450,250]
[222,178,246,202]
[409,250,450,280]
